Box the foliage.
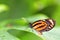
[0,0,60,40]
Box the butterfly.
[30,19,55,35]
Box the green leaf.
[8,29,44,40]
[0,29,19,40]
[43,27,60,40]
[26,14,48,23]
[53,5,60,26]
[40,4,57,17]
[3,14,48,27]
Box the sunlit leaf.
[43,27,60,40]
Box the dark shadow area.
[36,4,57,17]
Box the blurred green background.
[0,0,60,40]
